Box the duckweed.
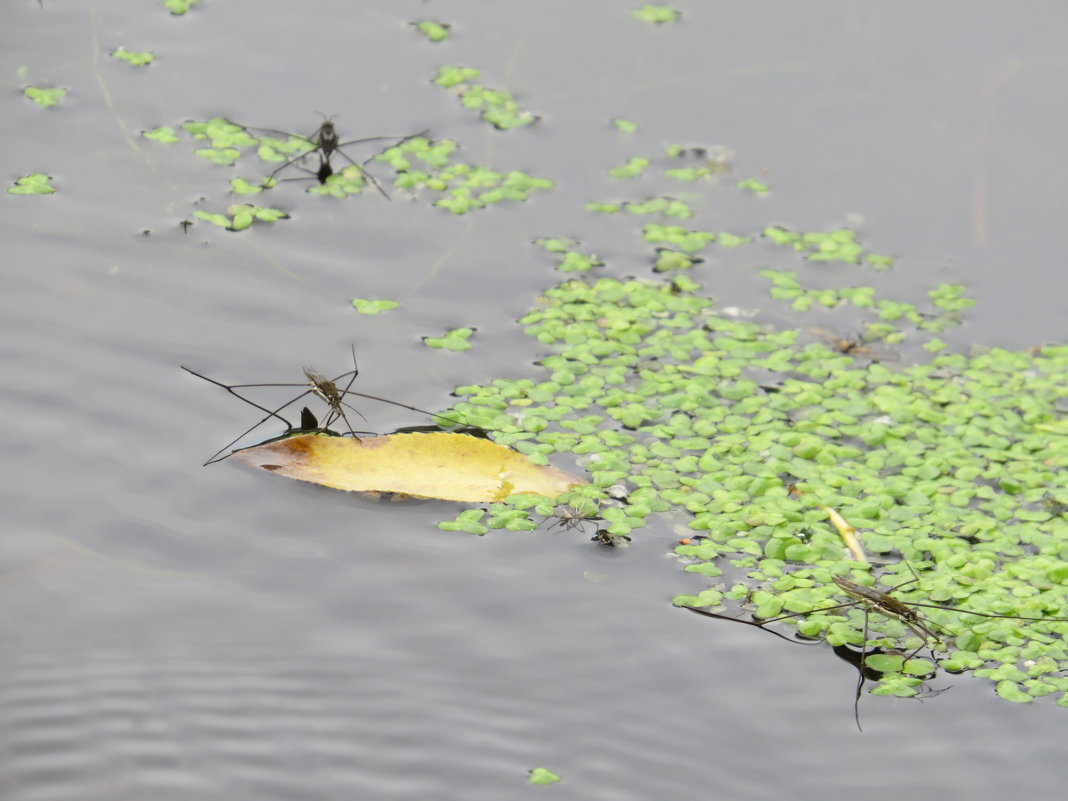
[431,194,1067,707]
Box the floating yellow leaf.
[234,432,586,502]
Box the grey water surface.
[2,1,1065,799]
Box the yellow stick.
[824,507,867,562]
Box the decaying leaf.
[234,432,586,502]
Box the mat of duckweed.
[435,203,1068,711]
[134,22,1067,710]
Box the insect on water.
[683,561,1068,730]
[589,529,631,547]
[541,492,608,537]
[544,504,601,533]
[810,327,896,362]
[301,365,361,437]
[226,115,426,197]
[821,572,948,731]
[181,346,462,466]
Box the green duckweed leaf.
[434,65,480,87]
[633,5,680,24]
[609,157,649,179]
[23,86,66,107]
[143,126,179,143]
[414,20,450,42]
[557,251,603,273]
[737,178,769,195]
[351,298,400,315]
[230,177,261,195]
[423,327,476,351]
[191,205,288,231]
[995,681,1034,703]
[528,768,561,785]
[8,173,55,195]
[162,0,200,14]
[654,250,695,272]
[111,47,154,66]
[434,66,538,129]
[191,210,229,228]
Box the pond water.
[2,1,1065,799]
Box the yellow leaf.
[234,432,586,502]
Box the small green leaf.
[613,118,638,133]
[438,509,489,535]
[23,86,67,107]
[250,206,289,223]
[435,193,482,214]
[111,47,154,66]
[192,210,230,228]
[162,0,201,14]
[557,251,602,273]
[536,237,577,253]
[995,681,1034,703]
[737,178,769,195]
[863,653,904,673]
[230,177,261,195]
[528,767,561,785]
[423,327,476,351]
[351,298,400,315]
[414,20,450,42]
[633,5,680,24]
[609,157,649,179]
[654,250,694,272]
[230,207,254,231]
[8,173,55,195]
[586,201,621,213]
[143,126,179,143]
[191,205,288,231]
[434,65,480,88]
[195,147,241,166]
[717,232,751,248]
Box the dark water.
[2,1,1065,799]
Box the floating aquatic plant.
[352,298,400,315]
[633,5,680,24]
[143,126,179,143]
[161,0,200,15]
[23,85,66,108]
[156,119,554,216]
[111,47,154,66]
[192,204,288,231]
[414,20,450,42]
[426,133,1068,710]
[423,327,476,352]
[9,173,55,195]
[433,65,539,130]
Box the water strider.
[683,562,1068,729]
[225,115,426,196]
[823,573,946,730]
[182,346,462,466]
[302,365,363,437]
[544,504,601,533]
